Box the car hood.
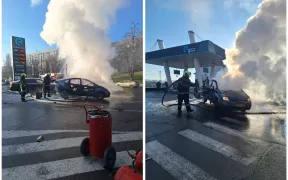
[97,86,109,92]
[221,90,249,101]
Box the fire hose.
[161,80,201,107]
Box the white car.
[116,80,139,88]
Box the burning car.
[55,78,110,100]
[202,80,252,112]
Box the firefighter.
[177,71,195,113]
[19,73,27,102]
[43,73,51,98]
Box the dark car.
[10,78,56,94]
[202,80,252,112]
[55,78,110,100]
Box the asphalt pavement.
[2,85,143,180]
[146,91,286,180]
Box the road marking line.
[221,117,246,126]
[3,132,142,156]
[2,150,135,180]
[2,130,89,139]
[109,109,143,113]
[2,130,141,139]
[178,129,256,165]
[146,140,217,180]
[203,122,264,144]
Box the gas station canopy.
[146,40,226,69]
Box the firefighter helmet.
[184,71,191,77]
[21,73,27,78]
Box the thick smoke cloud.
[40,0,126,92]
[215,0,286,104]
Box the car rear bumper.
[222,101,252,110]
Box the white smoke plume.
[40,0,126,92]
[215,0,286,104]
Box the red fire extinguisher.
[114,150,143,180]
[80,104,116,169]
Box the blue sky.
[2,0,142,60]
[145,0,262,81]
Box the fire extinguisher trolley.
[81,104,116,169]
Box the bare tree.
[4,53,12,66]
[50,50,59,73]
[117,22,143,80]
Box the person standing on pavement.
[43,73,51,98]
[177,71,195,113]
[19,73,27,102]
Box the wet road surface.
[2,86,143,180]
[146,91,286,180]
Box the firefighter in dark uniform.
[177,71,195,113]
[19,73,27,102]
[43,73,51,98]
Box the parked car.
[202,80,252,112]
[116,80,139,88]
[55,78,110,100]
[9,78,56,94]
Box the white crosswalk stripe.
[3,132,142,156]
[2,130,141,139]
[146,140,217,180]
[204,122,265,144]
[2,130,142,179]
[178,129,256,165]
[2,130,89,139]
[204,122,285,145]
[3,151,135,180]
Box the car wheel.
[130,85,133,88]
[60,90,69,100]
[96,92,105,100]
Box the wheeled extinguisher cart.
[81,104,116,169]
[114,150,143,180]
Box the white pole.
[194,58,202,87]
[163,61,172,85]
[188,31,196,43]
[157,39,165,49]
[157,39,172,85]
[183,66,188,75]
[210,63,216,79]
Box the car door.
[119,81,125,87]
[81,79,95,97]
[127,81,133,87]
[123,80,129,87]
[69,78,82,95]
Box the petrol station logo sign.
[14,37,24,47]
[183,45,196,54]
[11,36,27,81]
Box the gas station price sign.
[11,36,27,81]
